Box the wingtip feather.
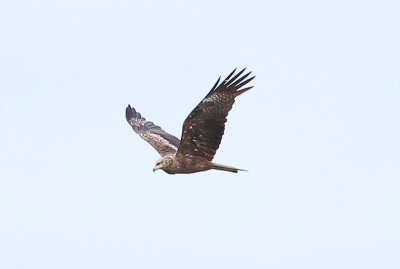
[126,105,133,121]
[235,86,253,96]
[210,76,221,92]
[224,68,237,82]
[225,68,246,86]
[235,75,255,91]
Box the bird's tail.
[211,163,247,173]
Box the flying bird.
[126,68,255,174]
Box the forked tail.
[211,163,247,173]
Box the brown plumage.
[126,68,255,174]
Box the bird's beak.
[153,167,157,172]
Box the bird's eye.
[156,162,161,166]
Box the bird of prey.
[126,68,255,174]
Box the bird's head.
[153,155,173,172]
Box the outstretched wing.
[176,68,255,161]
[126,105,180,156]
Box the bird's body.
[126,68,255,174]
[155,154,212,174]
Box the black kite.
[126,68,255,174]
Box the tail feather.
[211,163,247,173]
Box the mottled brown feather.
[176,68,255,161]
[126,105,180,156]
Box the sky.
[0,0,399,268]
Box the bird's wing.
[126,105,180,156]
[176,68,255,161]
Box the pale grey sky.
[1,0,399,268]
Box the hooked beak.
[153,163,161,172]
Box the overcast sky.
[1,0,399,268]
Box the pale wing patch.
[139,132,178,155]
[126,105,180,156]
